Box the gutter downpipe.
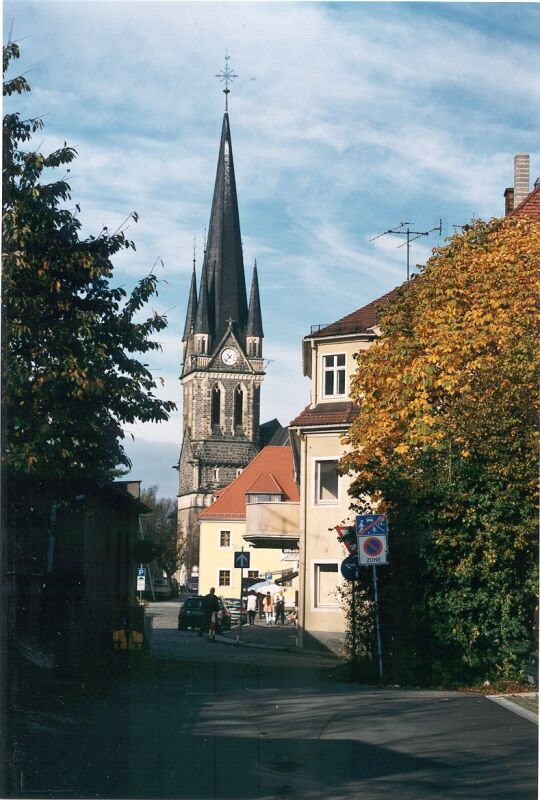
[296,428,308,649]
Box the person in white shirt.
[246,591,257,625]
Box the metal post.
[406,228,410,281]
[351,578,357,666]
[372,565,383,681]
[237,548,244,644]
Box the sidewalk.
[487,692,538,724]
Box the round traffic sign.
[340,555,360,581]
[362,537,383,557]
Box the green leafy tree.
[342,217,539,684]
[140,486,183,589]
[2,42,175,487]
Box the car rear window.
[184,598,203,610]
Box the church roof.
[198,446,299,520]
[203,112,248,344]
[247,260,264,338]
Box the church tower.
[178,63,265,571]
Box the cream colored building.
[290,291,395,654]
[197,446,300,604]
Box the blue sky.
[4,1,540,497]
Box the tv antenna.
[370,219,442,281]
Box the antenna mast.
[370,219,442,280]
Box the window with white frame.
[314,459,339,504]
[246,492,282,504]
[247,570,259,580]
[219,530,231,547]
[322,353,346,397]
[219,570,231,587]
[314,563,339,608]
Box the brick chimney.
[513,153,530,208]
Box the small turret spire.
[183,259,198,341]
[194,258,210,335]
[247,259,264,339]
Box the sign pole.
[351,578,357,666]
[372,565,383,681]
[237,547,244,645]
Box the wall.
[198,519,296,604]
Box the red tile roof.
[198,446,299,521]
[246,472,284,494]
[511,185,540,220]
[308,287,400,339]
[290,401,360,429]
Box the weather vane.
[215,50,238,111]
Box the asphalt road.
[14,600,538,799]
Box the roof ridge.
[510,184,540,218]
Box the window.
[212,467,220,483]
[315,460,339,504]
[211,385,221,427]
[246,493,281,504]
[322,354,346,397]
[247,570,259,580]
[220,530,231,547]
[197,337,206,354]
[236,468,243,478]
[218,570,231,587]
[314,563,339,608]
[234,386,243,427]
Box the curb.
[215,634,339,659]
[486,694,538,725]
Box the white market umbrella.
[248,581,285,595]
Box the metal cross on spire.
[215,50,238,111]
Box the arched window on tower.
[234,386,243,428]
[211,385,221,428]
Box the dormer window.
[246,492,282,504]
[196,337,207,354]
[322,354,346,397]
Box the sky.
[4,1,540,497]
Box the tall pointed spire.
[203,54,248,345]
[247,259,264,338]
[183,262,198,340]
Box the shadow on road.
[12,655,538,800]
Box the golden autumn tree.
[342,216,539,684]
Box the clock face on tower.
[221,347,238,366]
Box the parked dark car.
[224,598,247,625]
[177,595,231,632]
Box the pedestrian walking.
[257,593,265,619]
[263,591,274,625]
[246,591,257,625]
[199,587,220,641]
[274,592,285,625]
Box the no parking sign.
[358,534,388,565]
